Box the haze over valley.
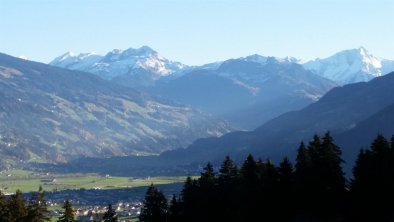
[0,46,393,171]
[1,1,394,221]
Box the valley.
[0,169,187,193]
[0,53,232,169]
[1,46,394,175]
[2,1,393,221]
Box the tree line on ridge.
[140,133,394,222]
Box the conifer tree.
[179,176,199,222]
[197,163,219,222]
[57,200,76,222]
[294,141,312,209]
[139,184,168,222]
[199,162,216,187]
[308,134,322,161]
[317,132,346,217]
[25,186,50,222]
[320,132,345,192]
[240,154,259,184]
[278,157,294,202]
[294,141,311,181]
[239,154,260,222]
[351,149,368,189]
[263,159,279,189]
[349,149,370,222]
[8,189,27,222]
[371,134,390,154]
[278,157,293,187]
[278,157,294,221]
[218,156,238,185]
[349,134,394,221]
[295,134,346,219]
[260,159,280,220]
[369,134,392,189]
[0,191,9,222]
[168,195,181,222]
[294,141,312,215]
[180,176,196,204]
[217,156,239,222]
[103,204,117,222]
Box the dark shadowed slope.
[162,71,394,167]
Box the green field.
[0,169,188,193]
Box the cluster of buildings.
[47,201,142,222]
[21,188,144,221]
[74,201,142,222]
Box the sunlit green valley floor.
[0,169,188,193]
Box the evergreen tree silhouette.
[349,149,370,222]
[155,134,394,221]
[318,132,346,218]
[261,159,280,220]
[240,154,259,184]
[349,134,394,221]
[295,133,346,220]
[218,156,238,185]
[57,200,76,222]
[294,141,312,217]
[308,134,322,163]
[7,189,27,222]
[294,141,311,183]
[278,157,294,221]
[25,186,50,222]
[196,162,218,222]
[179,176,199,222]
[168,195,181,222]
[239,154,260,222]
[0,191,9,222]
[199,162,216,188]
[140,184,168,222]
[278,157,293,190]
[217,156,239,222]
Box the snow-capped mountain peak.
[134,45,157,55]
[50,51,102,70]
[357,47,382,71]
[241,54,299,65]
[243,54,268,64]
[102,46,159,63]
[52,51,75,63]
[50,46,188,86]
[276,56,300,64]
[303,47,394,85]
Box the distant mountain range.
[50,47,394,130]
[1,45,393,170]
[50,46,187,87]
[161,70,394,169]
[0,53,231,168]
[151,56,336,129]
[303,47,394,85]
[51,46,394,87]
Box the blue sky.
[1,0,393,65]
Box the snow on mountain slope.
[303,47,394,85]
[216,55,305,87]
[50,46,187,85]
[50,52,102,70]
